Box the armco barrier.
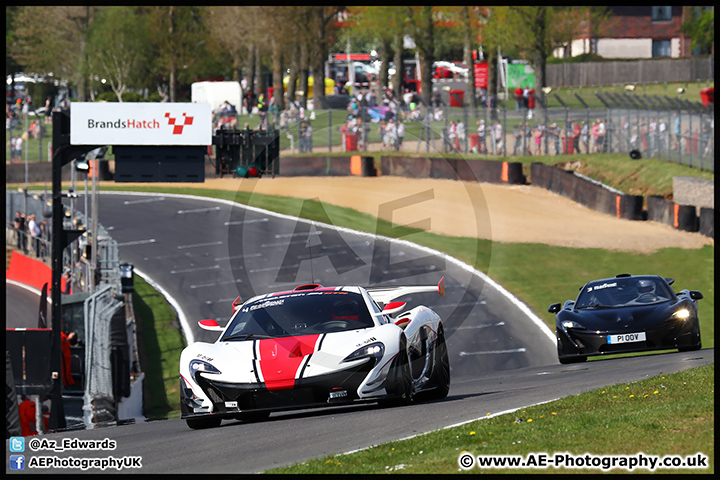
[278,156,376,177]
[530,163,643,221]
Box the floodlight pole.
[48,110,100,430]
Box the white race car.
[180,278,449,429]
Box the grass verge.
[131,275,186,419]
[267,363,714,474]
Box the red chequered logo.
[164,112,194,134]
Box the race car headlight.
[562,321,586,330]
[342,342,385,365]
[671,308,690,320]
[189,359,221,383]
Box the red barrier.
[6,251,68,294]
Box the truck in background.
[191,81,243,114]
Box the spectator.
[493,121,504,154]
[533,125,543,155]
[448,121,457,153]
[15,211,28,253]
[44,97,53,124]
[28,214,42,257]
[301,121,313,153]
[581,121,589,154]
[396,119,405,151]
[572,120,581,154]
[456,120,466,152]
[513,124,523,155]
[597,118,606,153]
[548,122,561,155]
[385,118,397,150]
[515,86,523,111]
[431,88,443,109]
[334,81,348,96]
[15,133,24,161]
[657,118,667,153]
[477,119,487,154]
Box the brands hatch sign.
[70,102,212,146]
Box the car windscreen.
[575,277,673,309]
[221,291,374,340]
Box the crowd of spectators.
[11,210,50,260]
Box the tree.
[308,6,344,110]
[144,6,209,102]
[11,6,104,101]
[681,7,714,55]
[86,7,151,102]
[405,6,435,106]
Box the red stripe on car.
[258,335,321,391]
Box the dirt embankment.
[113,176,713,254]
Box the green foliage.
[681,7,714,54]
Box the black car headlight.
[342,342,385,365]
[561,320,586,330]
[189,359,221,383]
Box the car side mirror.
[548,303,561,314]
[689,290,703,300]
[665,278,675,286]
[199,319,224,332]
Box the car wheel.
[186,415,222,430]
[378,339,412,408]
[235,411,271,423]
[415,327,450,401]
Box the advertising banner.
[507,63,535,89]
[473,62,488,89]
[70,102,212,146]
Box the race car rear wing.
[366,276,445,305]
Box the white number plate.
[607,332,646,344]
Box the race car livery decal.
[587,282,617,292]
[257,335,321,391]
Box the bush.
[146,92,164,103]
[94,90,147,102]
[121,91,145,102]
[95,91,120,102]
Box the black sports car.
[549,274,703,364]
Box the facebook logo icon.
[9,454,25,470]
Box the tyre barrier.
[277,156,376,177]
[646,195,713,237]
[380,156,525,184]
[530,163,643,221]
[673,204,698,232]
[699,207,714,238]
[646,195,673,225]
